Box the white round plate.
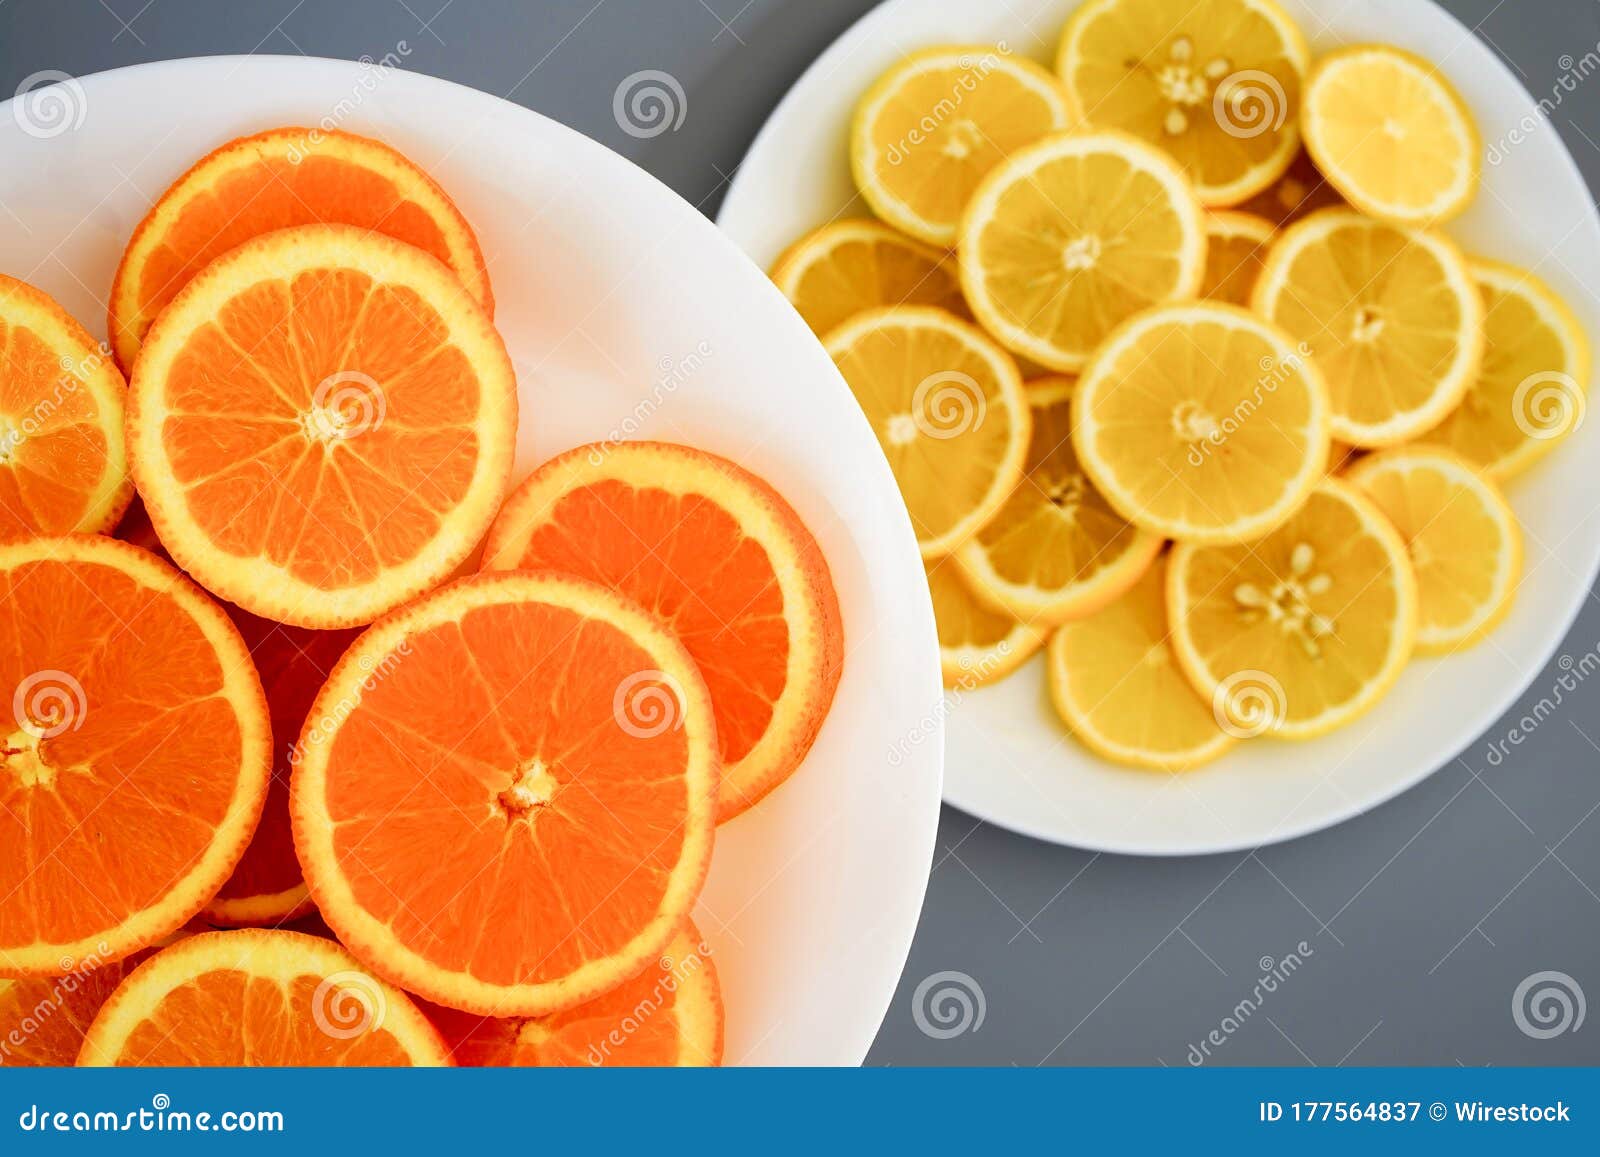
[718,0,1600,854]
[0,56,943,1064]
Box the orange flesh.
[0,957,142,1066]
[503,481,787,766]
[319,598,696,988]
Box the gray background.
[1,0,1595,1066]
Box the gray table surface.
[2,0,1596,1067]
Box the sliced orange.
[1168,478,1418,739]
[292,571,718,1017]
[958,131,1207,372]
[0,945,162,1066]
[110,126,492,370]
[1200,211,1274,305]
[1056,0,1309,205]
[0,536,270,976]
[1236,148,1343,225]
[955,377,1162,623]
[1347,446,1520,654]
[1072,301,1330,544]
[851,46,1074,246]
[127,224,517,629]
[0,275,133,538]
[430,923,724,1067]
[480,441,843,822]
[1252,208,1483,446]
[824,305,1029,556]
[1048,557,1235,769]
[1428,259,1592,479]
[927,559,1048,688]
[203,611,360,927]
[77,929,450,1066]
[768,219,966,336]
[1301,45,1480,227]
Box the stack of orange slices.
[1,127,845,1067]
[770,0,1587,771]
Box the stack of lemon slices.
[770,0,1589,771]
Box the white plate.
[718,0,1600,854]
[0,56,943,1064]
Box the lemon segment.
[769,219,966,336]
[928,560,1048,688]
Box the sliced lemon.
[1427,259,1592,480]
[1346,446,1520,654]
[825,305,1029,556]
[1201,210,1275,305]
[1168,477,1418,739]
[1055,0,1309,206]
[769,219,966,336]
[851,46,1074,246]
[1072,301,1329,544]
[1049,557,1235,770]
[958,131,1207,372]
[1236,148,1342,225]
[928,559,1048,688]
[1300,44,1480,226]
[955,377,1163,624]
[1251,208,1483,447]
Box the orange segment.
[77,929,450,1066]
[291,572,718,1017]
[109,127,492,370]
[0,537,270,975]
[481,442,842,822]
[429,923,724,1066]
[0,276,133,538]
[127,225,517,629]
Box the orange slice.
[0,275,133,537]
[1428,259,1592,479]
[78,929,451,1065]
[1347,446,1521,654]
[127,224,517,629]
[0,943,167,1066]
[109,126,492,370]
[0,536,270,976]
[292,571,718,1017]
[1200,211,1275,305]
[1048,557,1235,769]
[481,442,841,822]
[203,611,360,927]
[429,923,724,1066]
[768,219,966,336]
[927,560,1048,688]
[1251,209,1483,446]
[955,377,1163,623]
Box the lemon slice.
[1056,0,1309,206]
[928,560,1048,688]
[1168,477,1418,739]
[1049,557,1235,770]
[955,377,1163,624]
[1347,446,1520,654]
[1251,208,1483,447]
[958,131,1207,372]
[769,219,966,336]
[1201,211,1275,305]
[1072,301,1329,544]
[851,46,1074,246]
[825,305,1029,556]
[1427,259,1592,480]
[1301,44,1480,227]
